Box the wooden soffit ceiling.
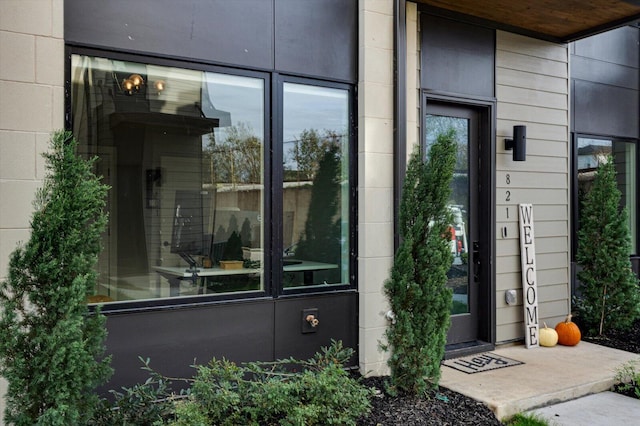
[415,0,640,43]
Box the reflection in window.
[426,116,470,315]
[71,55,264,303]
[282,83,350,288]
[577,137,636,253]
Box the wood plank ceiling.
[415,0,640,42]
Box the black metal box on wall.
[64,0,357,83]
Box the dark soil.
[581,319,640,353]
[356,319,640,425]
[356,376,502,425]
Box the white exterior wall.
[357,0,395,375]
[495,31,571,343]
[0,0,64,422]
[356,0,420,376]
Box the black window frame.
[65,46,357,313]
[274,74,358,298]
[571,132,640,263]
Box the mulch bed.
[356,376,503,425]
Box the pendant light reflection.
[153,79,166,94]
[122,73,144,95]
[121,73,166,96]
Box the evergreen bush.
[93,341,373,426]
[575,157,640,335]
[0,131,111,425]
[169,340,372,426]
[383,129,456,394]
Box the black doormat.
[442,352,523,374]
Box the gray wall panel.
[66,0,357,82]
[571,26,639,138]
[100,292,358,393]
[102,301,275,392]
[573,80,639,138]
[421,14,495,98]
[275,0,357,81]
[274,293,358,363]
[65,0,274,69]
[572,56,639,90]
[574,26,639,67]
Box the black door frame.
[422,92,496,357]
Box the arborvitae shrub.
[576,157,640,336]
[383,129,456,394]
[0,131,111,425]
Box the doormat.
[442,352,523,374]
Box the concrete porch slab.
[440,341,640,420]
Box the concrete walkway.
[440,341,640,421]
[527,391,640,425]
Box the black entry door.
[425,101,488,346]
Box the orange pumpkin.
[555,314,581,346]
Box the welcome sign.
[519,204,539,348]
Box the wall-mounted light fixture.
[504,125,526,161]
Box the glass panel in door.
[425,115,470,315]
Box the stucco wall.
[495,31,571,343]
[0,0,64,422]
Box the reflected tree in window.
[204,122,262,186]
[295,143,342,270]
[286,129,343,181]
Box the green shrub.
[93,341,372,426]
[0,131,111,425]
[383,130,456,394]
[575,157,640,336]
[90,358,176,426]
[169,340,373,426]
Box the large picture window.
[71,55,266,303]
[576,136,637,253]
[70,53,353,304]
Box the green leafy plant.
[504,412,550,426]
[614,360,640,399]
[575,157,640,336]
[90,341,371,426]
[0,131,112,425]
[383,129,456,394]
[169,340,372,426]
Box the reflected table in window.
[155,260,338,296]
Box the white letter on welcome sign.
[519,204,539,348]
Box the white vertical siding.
[495,31,571,343]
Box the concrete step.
[440,341,640,420]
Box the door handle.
[473,241,480,282]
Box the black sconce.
[504,125,526,161]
